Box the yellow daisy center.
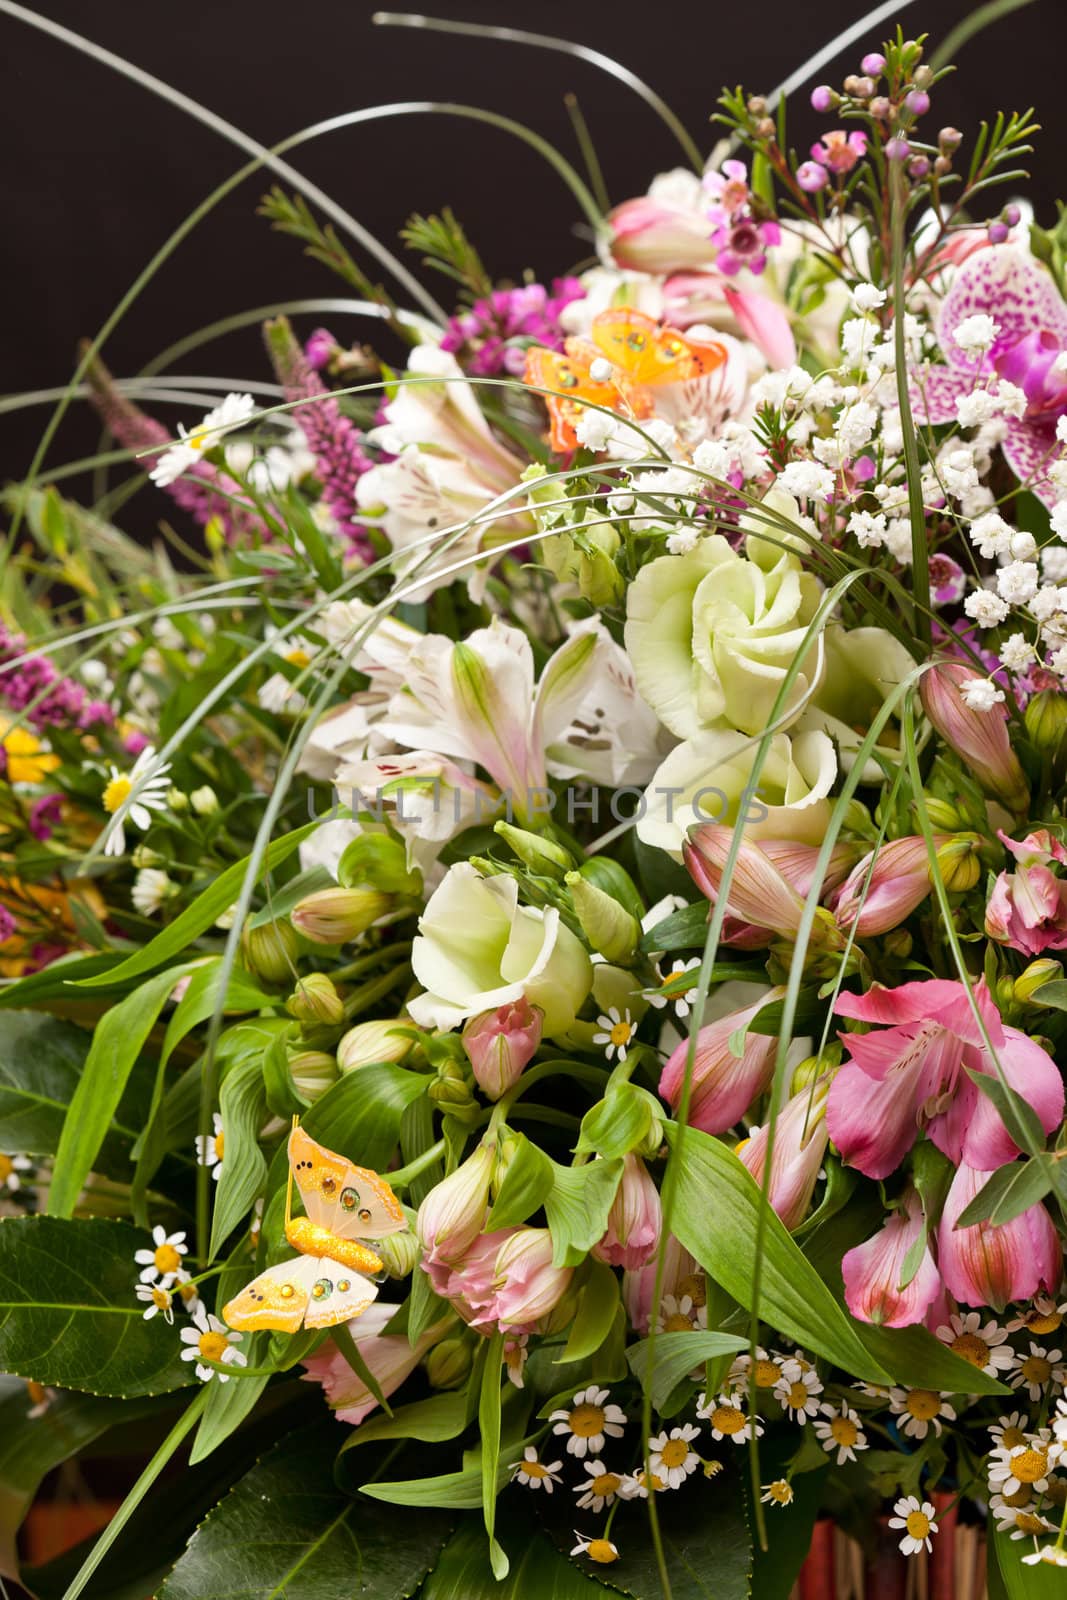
[905,1389,940,1420]
[523,1460,549,1479]
[214,1129,225,1161]
[1000,1427,1028,1451]
[663,1312,694,1333]
[0,1155,13,1182]
[712,1406,745,1435]
[831,1417,858,1448]
[285,648,312,669]
[187,430,210,452]
[1012,1447,1049,1484]
[1029,1310,1063,1334]
[905,1510,931,1541]
[678,1272,706,1308]
[753,1359,780,1388]
[198,1330,230,1364]
[609,1020,633,1048]
[1021,1355,1052,1385]
[568,1403,606,1438]
[587,1541,618,1565]
[949,1333,990,1368]
[767,1481,792,1504]
[659,1439,690,1469]
[154,1243,181,1275]
[179,1280,199,1305]
[102,774,133,814]
[1017,1511,1050,1534]
[1002,1486,1032,1507]
[787,1382,809,1410]
[590,1472,620,1498]
[150,1287,172,1310]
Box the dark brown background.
[2,0,1067,508]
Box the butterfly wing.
[222,1254,320,1333]
[591,310,727,386]
[523,342,619,452]
[302,1256,380,1331]
[288,1125,406,1241]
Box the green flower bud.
[190,785,219,816]
[291,886,393,944]
[540,1277,583,1335]
[935,834,981,893]
[542,523,624,608]
[131,844,164,869]
[493,820,574,878]
[338,832,422,896]
[286,973,345,1027]
[1025,690,1067,756]
[790,1043,841,1095]
[374,1229,422,1278]
[884,927,913,959]
[922,797,964,831]
[996,975,1017,1012]
[166,787,189,812]
[288,1049,339,1102]
[428,1058,479,1120]
[565,871,641,965]
[424,1336,473,1390]
[241,917,299,985]
[1015,959,1065,1004]
[337,1018,414,1072]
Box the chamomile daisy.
[696,1390,763,1444]
[760,1480,794,1507]
[149,392,256,487]
[1010,1342,1067,1401]
[887,1387,956,1440]
[648,1424,702,1488]
[195,1113,225,1181]
[988,1436,1054,1497]
[133,1226,188,1287]
[989,1412,1031,1450]
[503,1333,529,1389]
[0,1154,32,1193]
[100,745,172,856]
[774,1361,824,1421]
[1023,1546,1067,1567]
[179,1310,246,1383]
[645,958,701,1019]
[935,1311,1014,1376]
[813,1404,868,1464]
[1009,1296,1067,1336]
[131,867,176,917]
[655,1293,707,1334]
[888,1496,938,1556]
[991,1493,1055,1539]
[618,1467,669,1499]
[571,1532,619,1564]
[727,1348,787,1393]
[593,1008,637,1063]
[135,1282,175,1324]
[512,1447,562,1493]
[549,1387,627,1458]
[574,1468,622,1512]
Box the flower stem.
[890,162,932,649]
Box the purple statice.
[83,352,265,543]
[0,626,114,736]
[440,277,586,377]
[28,795,62,841]
[0,905,16,945]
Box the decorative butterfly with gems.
[222,1124,406,1333]
[523,308,728,451]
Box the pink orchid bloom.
[828,978,1064,1180]
[911,246,1067,504]
[842,1190,942,1328]
[659,989,781,1133]
[938,1160,1063,1310]
[738,1074,831,1231]
[684,824,855,947]
[986,829,1067,956]
[920,661,1030,813]
[833,835,947,938]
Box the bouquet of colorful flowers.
[6,10,1067,1598]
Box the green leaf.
[210,1056,268,1258]
[989,1520,1065,1598]
[262,1027,308,1120]
[626,1330,749,1411]
[337,1390,472,1457]
[0,1216,194,1396]
[49,964,194,1218]
[361,1461,508,1510]
[76,818,326,989]
[0,950,132,1012]
[298,1062,429,1176]
[422,1518,611,1600]
[664,1124,892,1384]
[0,1376,169,1579]
[855,1321,1010,1396]
[160,1420,453,1599]
[576,1086,661,1160]
[189,1338,269,1467]
[487,1133,554,1230]
[1030,978,1067,1009]
[479,1330,508,1579]
[545,1158,623,1269]
[956,1155,1054,1228]
[247,865,333,928]
[560,1260,620,1364]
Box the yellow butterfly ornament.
[222,1124,406,1333]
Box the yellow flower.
[0,720,59,784]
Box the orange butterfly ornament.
[222,1123,406,1333]
[523,309,728,451]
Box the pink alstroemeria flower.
[920,661,1030,814]
[302,1304,448,1424]
[842,1190,942,1329]
[659,989,781,1133]
[986,829,1067,956]
[738,1075,831,1231]
[911,246,1067,505]
[828,978,1064,1180]
[833,835,947,938]
[684,824,855,947]
[938,1160,1063,1310]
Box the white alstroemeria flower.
[149,393,256,486]
[409,862,592,1038]
[376,617,600,824]
[333,750,500,876]
[100,745,172,856]
[545,618,673,788]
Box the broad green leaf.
[0,950,132,1012]
[422,1519,611,1600]
[408,1260,453,1346]
[76,818,326,989]
[337,1390,472,1457]
[746,986,824,1037]
[49,965,195,1219]
[545,1158,623,1269]
[0,1376,169,1578]
[210,1056,268,1257]
[262,1027,308,1120]
[299,1062,430,1176]
[487,1133,554,1230]
[956,1155,1054,1228]
[189,1335,269,1466]
[575,1086,661,1160]
[1030,978,1067,1009]
[560,1260,620,1364]
[989,1520,1064,1598]
[361,1463,502,1510]
[626,1330,749,1411]
[0,1216,193,1396]
[855,1321,1009,1396]
[665,1124,892,1385]
[160,1420,453,1599]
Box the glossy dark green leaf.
[626,1330,748,1411]
[0,950,132,1012]
[989,1519,1064,1598]
[665,1124,892,1384]
[560,1260,620,1364]
[956,1155,1054,1228]
[161,1420,453,1599]
[337,1390,472,1458]
[545,1158,623,1269]
[299,1062,429,1175]
[0,1216,194,1396]
[855,1321,1009,1396]
[487,1133,554,1230]
[575,1086,661,1160]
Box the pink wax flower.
[623,1233,701,1333]
[986,829,1067,956]
[302,1303,447,1424]
[462,997,543,1101]
[833,835,946,938]
[797,161,830,193]
[593,1154,662,1271]
[705,159,781,277]
[809,129,868,175]
[842,1190,942,1328]
[920,661,1030,813]
[938,1161,1062,1310]
[828,978,1064,1180]
[659,990,780,1134]
[738,1074,831,1231]
[910,246,1067,505]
